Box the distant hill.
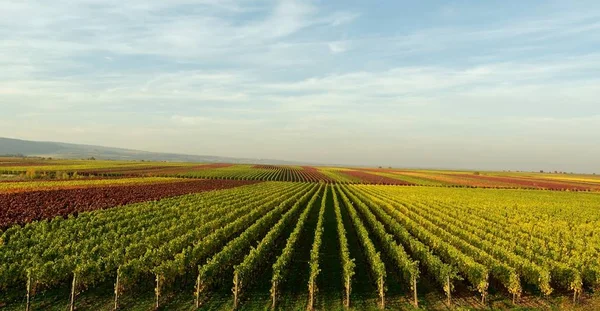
[0,137,307,165]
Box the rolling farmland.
[0,158,599,310]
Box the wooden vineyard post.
[70,273,77,311]
[155,274,161,310]
[412,276,418,308]
[513,290,521,305]
[271,280,277,309]
[307,279,315,311]
[344,276,350,308]
[378,276,385,310]
[194,275,202,309]
[232,272,240,310]
[26,273,32,311]
[446,275,451,306]
[113,273,120,311]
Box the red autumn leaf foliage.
[0,179,258,228]
[342,170,413,185]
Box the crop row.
[0,179,256,229]
[3,157,598,190]
[180,165,339,183]
[341,170,413,185]
[0,177,184,194]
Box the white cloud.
[328,11,360,26]
[171,115,209,125]
[328,41,349,54]
[0,0,358,68]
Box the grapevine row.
[232,184,324,308]
[307,185,328,310]
[194,183,319,308]
[335,185,387,309]
[338,185,420,306]
[342,186,458,304]
[331,186,356,308]
[349,186,490,301]
[270,183,323,308]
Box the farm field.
[1,158,599,191]
[0,158,599,311]
[0,178,256,228]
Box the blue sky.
[1,0,599,172]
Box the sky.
[1,0,599,172]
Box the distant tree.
[55,171,69,179]
[89,157,96,160]
[540,170,544,173]
[25,169,38,179]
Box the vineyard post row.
[0,182,305,310]
[357,185,588,300]
[232,183,325,309]
[194,183,319,308]
[331,186,356,308]
[307,185,328,310]
[339,186,461,305]
[338,185,420,307]
[335,185,387,309]
[270,183,325,308]
[348,186,491,302]
[91,183,306,310]
[119,183,308,309]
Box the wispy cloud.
[1,1,599,171]
[328,41,350,54]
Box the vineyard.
[0,179,256,228]
[2,158,600,191]
[0,162,598,311]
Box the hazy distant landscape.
[0,137,310,165]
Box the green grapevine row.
[270,183,323,308]
[339,185,420,306]
[232,184,324,308]
[331,186,356,308]
[336,185,387,309]
[195,184,319,307]
[307,185,328,310]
